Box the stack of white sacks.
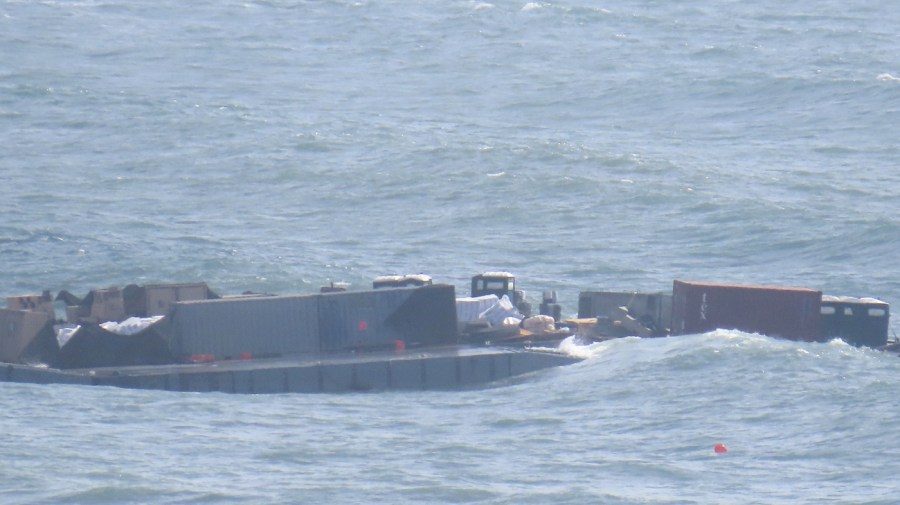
[456,294,553,332]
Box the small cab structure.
[820,296,890,348]
[471,272,530,316]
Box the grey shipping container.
[577,291,672,335]
[671,280,822,341]
[169,285,459,360]
[318,290,377,351]
[319,284,458,351]
[169,294,321,360]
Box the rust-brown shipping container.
[671,280,822,341]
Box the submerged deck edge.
[0,347,581,393]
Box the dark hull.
[1,346,580,394]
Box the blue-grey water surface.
[2,0,899,503]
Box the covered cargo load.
[578,291,672,336]
[54,317,173,369]
[671,280,822,341]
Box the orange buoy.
[714,443,728,454]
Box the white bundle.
[480,295,524,327]
[99,315,165,336]
[456,294,500,322]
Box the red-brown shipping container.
[671,280,822,341]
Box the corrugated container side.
[170,295,320,359]
[318,290,376,352]
[383,284,457,347]
[373,288,415,344]
[318,285,458,352]
[671,280,822,341]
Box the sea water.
[1,0,898,503]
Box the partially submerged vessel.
[0,280,579,393]
[0,272,893,393]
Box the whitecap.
[522,2,543,11]
[877,73,900,81]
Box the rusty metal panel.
[87,288,126,323]
[577,291,672,335]
[170,294,321,360]
[671,280,822,341]
[0,309,53,363]
[6,292,56,320]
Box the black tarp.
[55,322,174,369]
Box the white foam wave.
[547,330,886,366]
[552,335,641,359]
[877,73,900,81]
[522,2,543,11]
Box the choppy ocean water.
[1,0,899,503]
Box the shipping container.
[820,296,890,348]
[382,284,457,347]
[577,291,672,335]
[319,284,457,351]
[671,280,822,341]
[169,294,321,360]
[318,290,377,351]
